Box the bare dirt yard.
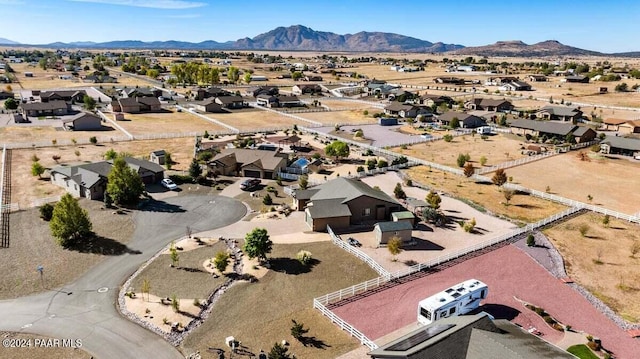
[181,241,378,359]
[9,137,195,208]
[543,212,640,323]
[0,333,89,359]
[111,110,227,136]
[396,133,528,168]
[298,109,380,125]
[404,166,567,223]
[0,200,135,300]
[205,108,306,131]
[0,125,126,146]
[506,152,640,214]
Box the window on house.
[449,307,456,315]
[74,184,78,190]
[362,208,371,216]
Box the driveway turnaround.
[0,195,246,359]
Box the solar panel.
[386,324,455,351]
[451,292,461,298]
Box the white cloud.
[68,0,206,9]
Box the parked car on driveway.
[240,178,261,191]
[161,178,178,190]
[347,237,362,247]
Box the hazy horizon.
[0,0,638,53]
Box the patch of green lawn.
[567,344,599,359]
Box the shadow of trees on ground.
[137,199,186,213]
[268,257,320,275]
[65,234,141,255]
[299,335,331,349]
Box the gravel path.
[332,244,640,359]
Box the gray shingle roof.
[20,100,68,111]
[375,221,413,232]
[306,199,352,218]
[510,119,577,136]
[538,105,581,118]
[602,135,640,151]
[309,177,399,205]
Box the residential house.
[420,94,454,107]
[256,94,303,108]
[110,96,161,113]
[374,221,413,246]
[438,112,486,129]
[0,90,14,99]
[372,84,402,98]
[40,90,86,103]
[195,86,230,100]
[20,100,70,117]
[617,120,640,134]
[277,95,302,108]
[303,75,323,82]
[562,75,590,83]
[600,136,640,157]
[464,98,514,112]
[485,76,518,86]
[207,148,287,179]
[193,98,224,113]
[509,119,596,143]
[121,87,161,98]
[527,75,548,82]
[292,84,322,95]
[384,103,432,118]
[215,95,245,109]
[499,80,532,91]
[294,177,402,232]
[368,313,575,359]
[83,74,117,83]
[602,118,629,131]
[50,157,164,200]
[61,111,103,131]
[150,150,166,165]
[434,77,465,85]
[255,94,279,108]
[536,105,583,122]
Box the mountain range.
[0,25,635,57]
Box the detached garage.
[62,112,103,131]
[374,221,413,246]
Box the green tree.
[426,190,441,209]
[243,228,273,263]
[227,66,239,84]
[39,203,54,221]
[602,214,610,227]
[165,152,173,170]
[296,250,312,266]
[377,159,388,168]
[50,193,93,247]
[324,141,350,162]
[393,182,406,199]
[83,95,96,110]
[298,175,309,190]
[387,236,403,261]
[290,319,309,341]
[213,251,230,274]
[171,293,180,312]
[526,234,535,247]
[243,72,252,84]
[443,134,453,142]
[457,153,468,167]
[106,157,145,205]
[268,342,291,359]
[262,193,273,205]
[503,188,515,205]
[615,82,628,92]
[3,97,18,110]
[210,67,220,85]
[479,156,488,166]
[141,278,151,302]
[104,148,117,160]
[492,168,507,186]
[188,158,202,179]
[89,136,97,145]
[450,117,460,129]
[169,241,180,267]
[31,161,45,178]
[291,71,303,81]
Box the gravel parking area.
[314,124,427,147]
[331,244,640,359]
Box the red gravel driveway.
[332,244,640,359]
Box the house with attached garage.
[39,90,86,103]
[50,157,164,200]
[536,105,583,122]
[193,98,224,113]
[509,119,596,143]
[20,100,70,117]
[384,103,432,118]
[292,84,322,95]
[464,98,514,112]
[206,148,287,179]
[195,86,230,100]
[215,95,245,109]
[562,75,589,83]
[438,112,486,129]
[110,96,161,113]
[293,177,402,232]
[600,136,640,157]
[499,80,532,91]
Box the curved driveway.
[0,195,246,359]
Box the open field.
[506,152,640,214]
[181,241,378,359]
[318,98,382,111]
[544,213,640,322]
[205,108,306,131]
[0,333,89,359]
[9,137,194,207]
[0,200,134,300]
[0,124,125,146]
[404,166,567,223]
[111,110,226,136]
[396,133,528,168]
[296,108,379,125]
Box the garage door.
[244,170,261,178]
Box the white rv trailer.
[417,279,488,325]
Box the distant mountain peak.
[0,37,20,45]
[451,39,601,57]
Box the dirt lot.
[404,166,567,223]
[544,212,640,322]
[0,333,89,359]
[9,137,195,208]
[0,125,126,146]
[181,241,378,359]
[111,110,226,136]
[204,108,306,131]
[396,133,528,168]
[506,152,640,214]
[0,200,134,299]
[298,109,380,125]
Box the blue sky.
[0,0,638,53]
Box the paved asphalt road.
[0,195,246,359]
